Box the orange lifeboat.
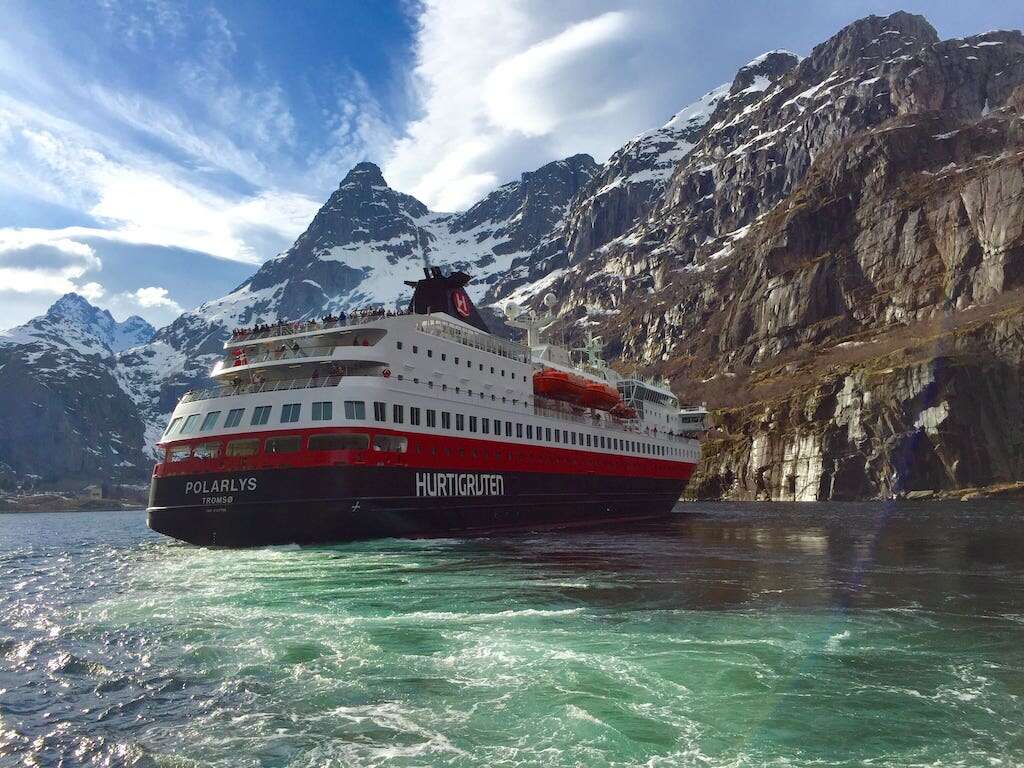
[579,381,620,411]
[533,369,587,404]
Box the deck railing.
[417,317,530,363]
[222,344,340,367]
[229,310,412,343]
[180,375,342,404]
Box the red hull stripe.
[156,426,694,482]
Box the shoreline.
[0,497,146,514]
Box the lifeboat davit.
[533,369,587,404]
[610,402,637,420]
[579,381,620,411]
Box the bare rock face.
[497,11,1024,500]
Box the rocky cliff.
[505,13,1024,500]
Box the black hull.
[147,466,688,547]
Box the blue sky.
[1,0,1021,330]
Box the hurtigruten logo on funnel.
[452,289,471,318]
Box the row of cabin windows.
[395,340,529,382]
[168,432,697,463]
[166,432,406,462]
[367,400,678,457]
[166,400,366,436]
[167,403,687,459]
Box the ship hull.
[147,465,692,547]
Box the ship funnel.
[404,270,490,333]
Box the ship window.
[563,430,568,443]
[481,418,489,435]
[309,433,369,451]
[526,424,533,439]
[586,434,592,447]
[479,364,483,371]
[168,445,191,462]
[545,428,551,441]
[312,401,333,421]
[193,441,220,459]
[164,417,183,435]
[180,414,201,435]
[426,409,436,428]
[373,434,407,453]
[344,401,365,420]
[491,394,495,401]
[571,432,577,445]
[441,412,451,429]
[490,367,495,375]
[516,423,522,438]
[373,401,386,422]
[441,353,446,361]
[427,349,432,358]
[413,345,418,354]
[410,407,421,426]
[250,406,271,426]
[501,369,505,377]
[554,430,560,443]
[454,356,459,364]
[266,435,301,454]
[200,412,221,432]
[505,422,512,438]
[280,403,301,423]
[224,408,244,428]
[397,341,403,350]
[469,416,478,432]
[600,436,606,449]
[467,359,471,368]
[455,413,464,431]
[225,438,259,457]
[392,404,403,424]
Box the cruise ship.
[148,270,705,546]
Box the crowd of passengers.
[230,306,409,340]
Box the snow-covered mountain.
[1,293,154,357]
[0,294,153,482]
[482,58,799,305]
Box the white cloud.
[105,285,184,327]
[386,1,704,211]
[78,281,105,301]
[483,11,633,136]
[0,232,102,295]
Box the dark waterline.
[1,502,1022,766]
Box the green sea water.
[1,502,1023,767]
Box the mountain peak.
[48,293,114,326]
[50,292,99,313]
[802,11,938,79]
[730,50,800,96]
[341,161,388,188]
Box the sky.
[1,0,1021,331]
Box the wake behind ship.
[147,270,705,546]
